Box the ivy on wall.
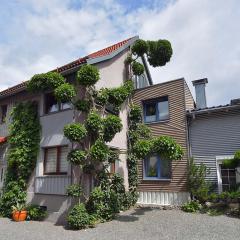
[0,102,41,217]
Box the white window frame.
[216,155,234,193]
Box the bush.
[129,123,152,145]
[147,40,172,67]
[127,154,139,190]
[132,62,145,76]
[103,115,123,142]
[129,104,142,123]
[96,88,109,106]
[74,99,90,112]
[67,204,92,230]
[77,65,100,86]
[26,205,47,221]
[66,184,82,198]
[222,150,240,168]
[90,139,109,162]
[182,201,202,213]
[27,72,65,92]
[85,111,103,134]
[64,123,87,142]
[131,39,148,56]
[132,139,153,159]
[67,149,86,165]
[108,149,119,164]
[54,83,76,103]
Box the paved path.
[0,209,239,240]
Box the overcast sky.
[0,0,239,106]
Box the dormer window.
[143,96,169,123]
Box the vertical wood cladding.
[133,79,192,192]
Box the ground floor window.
[44,146,69,175]
[220,165,237,192]
[144,155,171,180]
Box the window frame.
[143,96,169,123]
[143,155,172,181]
[43,146,69,175]
[44,92,72,115]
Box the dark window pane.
[1,105,7,123]
[145,103,156,122]
[145,156,158,177]
[45,93,59,114]
[160,158,171,178]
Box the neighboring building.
[0,36,152,222]
[133,78,194,205]
[188,79,240,193]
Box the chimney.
[192,78,208,109]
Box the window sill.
[144,119,169,125]
[143,178,171,182]
[41,108,73,117]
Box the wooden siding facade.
[133,78,194,193]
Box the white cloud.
[0,0,240,106]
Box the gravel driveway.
[0,208,239,240]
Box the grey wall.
[189,108,240,189]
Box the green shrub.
[64,123,87,142]
[129,104,142,123]
[129,123,152,145]
[182,201,202,213]
[222,150,240,168]
[152,136,184,160]
[103,115,123,142]
[67,204,92,229]
[82,163,95,174]
[54,83,76,103]
[127,154,139,190]
[187,158,210,202]
[66,184,82,198]
[124,54,134,64]
[67,149,86,165]
[26,205,47,221]
[131,39,148,56]
[90,139,109,162]
[108,149,119,164]
[147,40,173,67]
[96,88,109,106]
[132,139,153,159]
[74,99,90,112]
[85,111,103,134]
[132,62,145,76]
[27,72,65,92]
[77,65,100,86]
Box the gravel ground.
[0,208,239,240]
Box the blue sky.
[0,0,240,106]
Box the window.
[144,97,169,123]
[0,105,7,124]
[220,165,237,191]
[44,146,69,175]
[144,155,171,180]
[45,92,71,114]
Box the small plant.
[74,99,90,112]
[67,149,86,165]
[64,123,87,142]
[77,65,100,86]
[90,139,109,162]
[12,203,26,212]
[26,205,47,221]
[54,83,76,103]
[85,111,103,134]
[67,203,93,230]
[132,61,145,76]
[182,200,202,213]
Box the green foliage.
[107,80,134,109]
[127,154,139,191]
[66,184,83,198]
[85,111,103,134]
[103,115,123,142]
[207,191,240,202]
[182,200,202,213]
[26,205,47,221]
[187,158,210,202]
[108,149,120,164]
[54,83,76,103]
[82,163,95,174]
[77,65,100,86]
[74,99,90,112]
[222,150,240,168]
[132,62,145,76]
[0,181,27,217]
[152,136,184,160]
[27,72,65,92]
[132,139,153,159]
[0,102,40,217]
[147,40,173,67]
[67,204,93,229]
[124,54,134,64]
[131,39,148,56]
[67,149,86,165]
[129,104,142,123]
[90,139,109,162]
[129,123,152,145]
[64,123,87,142]
[96,88,109,106]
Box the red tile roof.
[0,37,135,98]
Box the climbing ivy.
[0,102,41,217]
